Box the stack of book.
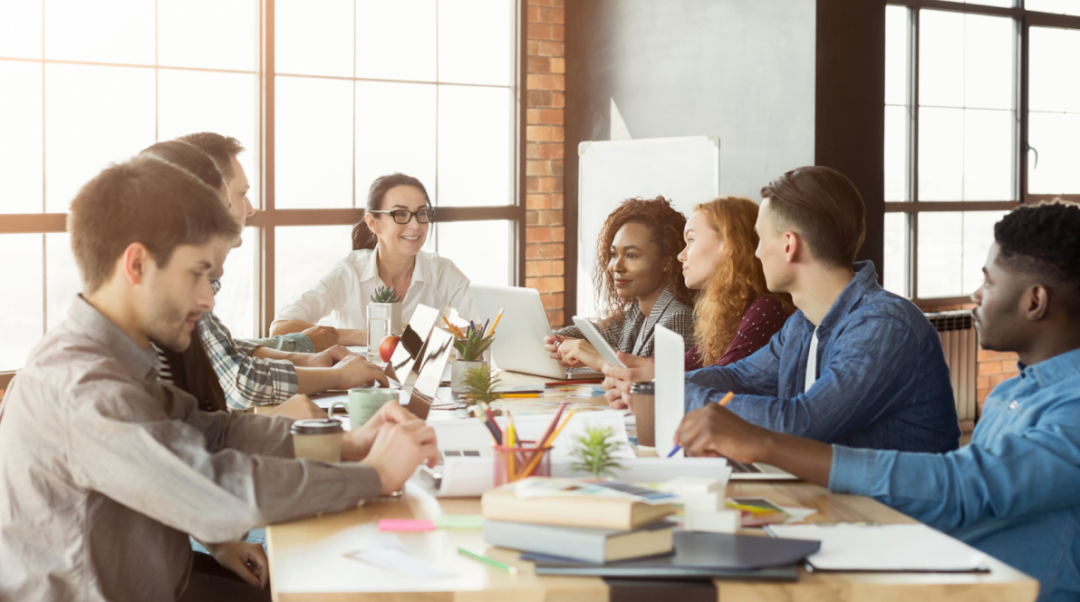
[480,478,821,579]
[480,478,678,564]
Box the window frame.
[885,0,1080,307]
[0,0,527,388]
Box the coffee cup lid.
[290,419,344,435]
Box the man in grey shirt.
[0,155,439,602]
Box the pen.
[457,547,518,574]
[668,391,734,458]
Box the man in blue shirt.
[676,201,1080,602]
[605,166,959,452]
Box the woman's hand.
[205,541,269,589]
[266,394,328,420]
[543,335,572,368]
[342,401,418,462]
[556,339,605,371]
[601,352,655,409]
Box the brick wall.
[924,302,1018,417]
[524,0,566,328]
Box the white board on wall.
[577,136,721,318]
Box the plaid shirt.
[556,286,695,358]
[201,279,298,409]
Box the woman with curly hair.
[600,196,795,407]
[544,197,696,371]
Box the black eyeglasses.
[369,208,435,224]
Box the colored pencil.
[496,393,542,398]
[668,392,735,457]
[543,378,603,386]
[488,308,505,336]
[474,408,502,445]
[457,547,518,574]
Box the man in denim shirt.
[684,166,958,452]
[676,201,1080,602]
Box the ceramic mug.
[329,387,398,429]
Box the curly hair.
[693,197,795,365]
[593,197,695,325]
[995,200,1080,297]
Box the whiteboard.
[577,136,721,317]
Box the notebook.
[483,519,674,564]
[764,524,991,573]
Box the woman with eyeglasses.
[271,173,479,346]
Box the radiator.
[924,310,979,423]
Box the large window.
[0,0,522,376]
[882,1,1080,303]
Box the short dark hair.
[352,173,432,251]
[995,201,1080,297]
[140,140,224,191]
[760,166,866,267]
[175,132,245,179]
[69,155,241,293]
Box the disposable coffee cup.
[629,381,656,447]
[291,419,344,463]
[329,387,398,429]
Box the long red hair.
[693,197,794,365]
[594,197,696,325]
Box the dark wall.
[565,0,886,316]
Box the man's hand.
[342,401,416,461]
[205,541,269,589]
[306,344,356,368]
[557,339,604,371]
[302,325,340,352]
[543,335,572,368]
[676,403,771,463]
[601,352,655,409]
[362,419,440,495]
[335,354,389,389]
[266,394,328,420]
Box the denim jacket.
[685,261,960,453]
[830,348,1080,602]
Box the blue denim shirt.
[830,347,1080,602]
[685,261,960,452]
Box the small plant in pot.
[459,364,501,407]
[451,327,495,394]
[570,425,626,479]
[366,286,403,361]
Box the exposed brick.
[552,24,564,41]
[977,389,990,403]
[528,56,551,73]
[539,7,564,24]
[525,245,543,260]
[526,109,540,125]
[526,125,552,142]
[526,227,553,243]
[550,0,564,8]
[528,0,552,6]
[528,90,553,107]
[541,291,558,309]
[551,193,564,209]
[526,261,542,277]
[552,262,565,276]
[546,309,565,329]
[526,193,552,210]
[537,41,564,57]
[527,5,541,23]
[976,376,990,390]
[551,125,565,141]
[551,159,565,175]
[538,143,563,159]
[526,160,553,176]
[530,276,564,294]
[549,57,565,74]
[539,109,564,125]
[526,211,539,226]
[537,176,562,192]
[551,92,565,107]
[551,226,565,242]
[526,177,541,193]
[527,40,539,55]
[526,142,540,159]
[528,22,553,40]
[538,209,562,226]
[540,242,564,259]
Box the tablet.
[571,316,627,369]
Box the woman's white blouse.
[276,246,480,330]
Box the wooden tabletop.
[264,369,1039,602]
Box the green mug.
[329,387,398,429]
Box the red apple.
[379,335,401,363]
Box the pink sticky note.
[378,519,436,532]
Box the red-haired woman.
[544,197,696,371]
[601,196,795,407]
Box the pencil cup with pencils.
[493,441,553,486]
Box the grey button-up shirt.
[0,296,382,602]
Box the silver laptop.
[397,326,454,420]
[470,284,603,380]
[654,325,798,481]
[385,304,442,385]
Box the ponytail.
[352,172,432,252]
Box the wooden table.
[265,371,1039,602]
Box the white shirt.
[805,327,819,393]
[276,245,480,330]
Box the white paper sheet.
[766,524,990,572]
[345,532,452,580]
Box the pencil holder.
[493,441,552,486]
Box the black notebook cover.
[524,531,819,579]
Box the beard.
[143,292,202,353]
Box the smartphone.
[571,316,627,369]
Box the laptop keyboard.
[727,459,763,473]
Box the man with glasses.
[271,173,480,346]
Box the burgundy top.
[685,295,791,371]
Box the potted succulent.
[366,286,403,361]
[459,364,500,406]
[452,328,495,394]
[570,426,626,479]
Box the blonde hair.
[693,197,794,365]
